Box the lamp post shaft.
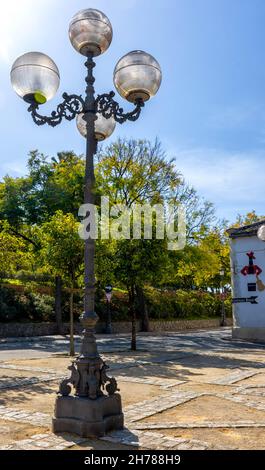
[77,55,102,374]
[84,54,97,317]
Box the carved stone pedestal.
[52,311,123,438]
[52,393,123,438]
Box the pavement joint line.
[0,364,53,373]
[0,374,65,390]
[132,421,265,429]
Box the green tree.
[38,211,83,355]
[0,221,31,278]
[113,237,170,350]
[0,152,86,327]
[233,210,265,227]
[96,138,216,338]
[0,150,85,227]
[96,138,215,238]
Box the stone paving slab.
[233,386,265,397]
[124,391,203,423]
[0,406,50,427]
[210,369,260,385]
[116,375,186,389]
[101,429,217,450]
[0,433,87,450]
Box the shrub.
[0,286,54,322]
[27,292,54,321]
[144,287,232,320]
[0,287,26,321]
[95,289,129,322]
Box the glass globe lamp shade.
[76,113,116,141]
[69,9,113,57]
[257,225,265,241]
[10,52,60,104]
[113,50,162,103]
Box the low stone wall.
[150,318,232,332]
[0,318,232,338]
[0,322,59,338]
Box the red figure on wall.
[241,251,262,276]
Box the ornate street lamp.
[10,8,162,438]
[257,225,265,241]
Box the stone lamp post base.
[52,394,123,438]
[52,313,124,438]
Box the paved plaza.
[1,327,265,450]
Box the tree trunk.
[129,286,137,351]
[136,285,150,332]
[55,276,63,335]
[69,288,75,356]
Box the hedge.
[144,287,232,320]
[0,284,231,323]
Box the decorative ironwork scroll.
[28,93,85,127]
[95,91,144,124]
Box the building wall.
[230,235,265,334]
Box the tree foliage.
[0,138,235,338]
[0,221,31,277]
[37,211,83,284]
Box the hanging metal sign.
[232,296,258,304]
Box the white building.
[228,220,265,342]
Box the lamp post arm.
[27,90,144,128]
[95,91,144,124]
[28,93,85,127]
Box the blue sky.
[1,0,265,222]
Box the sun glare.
[0,0,51,65]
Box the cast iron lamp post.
[10,8,162,438]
